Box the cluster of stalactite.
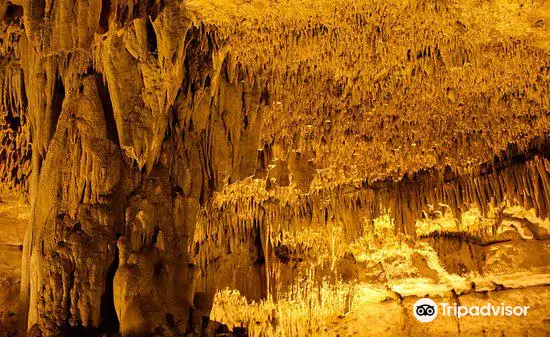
[0,18,30,193]
[193,148,550,299]
[0,0,548,336]
[189,0,550,184]
[188,0,549,304]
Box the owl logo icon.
[413,298,438,322]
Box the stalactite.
[194,153,550,298]
[0,0,548,336]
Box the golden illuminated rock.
[0,0,548,336]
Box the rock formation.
[0,0,548,336]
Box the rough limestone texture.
[0,0,548,336]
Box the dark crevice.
[95,76,120,146]
[7,116,20,130]
[116,4,129,25]
[19,67,28,117]
[259,86,270,105]
[253,225,267,299]
[50,74,65,141]
[146,0,164,20]
[98,244,120,335]
[146,18,158,57]
[98,0,111,33]
[4,4,23,24]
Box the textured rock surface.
[0,0,548,336]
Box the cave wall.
[0,1,266,335]
[0,0,548,336]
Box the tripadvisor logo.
[413,298,438,322]
[413,298,530,323]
